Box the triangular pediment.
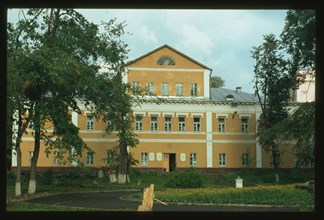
[126,44,211,70]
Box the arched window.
[156,56,175,66]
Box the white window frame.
[241,117,249,133]
[141,153,148,166]
[191,83,198,96]
[164,116,172,131]
[146,82,155,95]
[193,117,201,132]
[218,117,225,132]
[132,81,140,94]
[135,115,143,131]
[86,114,94,130]
[28,151,33,165]
[162,82,169,96]
[178,116,186,131]
[86,152,94,165]
[242,153,249,166]
[53,151,62,165]
[150,116,158,131]
[176,83,183,96]
[190,153,197,166]
[219,153,226,166]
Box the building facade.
[12,44,301,172]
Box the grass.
[6,168,315,212]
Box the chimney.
[236,87,242,93]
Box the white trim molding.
[133,111,146,116]
[148,112,161,117]
[239,114,252,119]
[162,112,175,117]
[176,113,189,118]
[216,113,228,118]
[190,113,204,118]
[127,67,204,72]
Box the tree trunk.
[118,136,128,184]
[28,104,40,195]
[271,144,280,184]
[15,144,22,197]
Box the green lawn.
[6,168,315,212]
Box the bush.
[165,168,208,188]
[40,168,54,185]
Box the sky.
[7,9,288,94]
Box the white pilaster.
[203,69,211,99]
[206,111,213,167]
[11,110,19,167]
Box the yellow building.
[12,44,300,172]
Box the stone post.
[138,184,154,211]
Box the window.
[241,118,249,133]
[53,151,62,165]
[150,116,158,131]
[178,116,186,131]
[190,153,197,166]
[86,114,94,130]
[157,56,175,65]
[219,153,226,166]
[161,82,169,96]
[218,117,225,132]
[141,153,148,166]
[242,153,249,166]
[28,151,33,165]
[132,81,140,95]
[135,115,143,131]
[86,152,94,165]
[191,83,198,96]
[176,83,183,96]
[106,120,112,131]
[106,151,116,167]
[193,117,201,132]
[146,82,155,95]
[164,116,172,131]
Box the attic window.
[226,94,234,101]
[157,56,175,66]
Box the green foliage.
[39,168,54,185]
[164,168,209,188]
[210,75,225,88]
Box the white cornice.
[127,67,204,72]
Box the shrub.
[40,168,54,185]
[164,168,208,188]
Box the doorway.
[163,153,176,172]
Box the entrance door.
[169,153,176,171]
[162,153,169,172]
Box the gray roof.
[210,88,260,103]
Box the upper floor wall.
[125,45,212,99]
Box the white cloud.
[139,26,158,44]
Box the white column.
[71,111,79,167]
[255,112,262,168]
[203,69,211,99]
[206,111,213,167]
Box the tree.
[7,8,133,195]
[251,34,292,183]
[210,75,225,88]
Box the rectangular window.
[28,151,33,165]
[146,82,155,95]
[162,82,169,96]
[107,151,115,167]
[190,153,197,166]
[218,117,225,132]
[193,117,201,132]
[219,153,226,166]
[86,114,94,130]
[241,118,249,133]
[178,116,186,131]
[86,152,94,165]
[191,83,198,96]
[53,151,62,165]
[135,115,143,131]
[141,153,148,166]
[132,81,140,95]
[150,116,158,131]
[242,153,249,166]
[176,83,183,96]
[164,116,172,131]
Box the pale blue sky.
[8,9,288,93]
